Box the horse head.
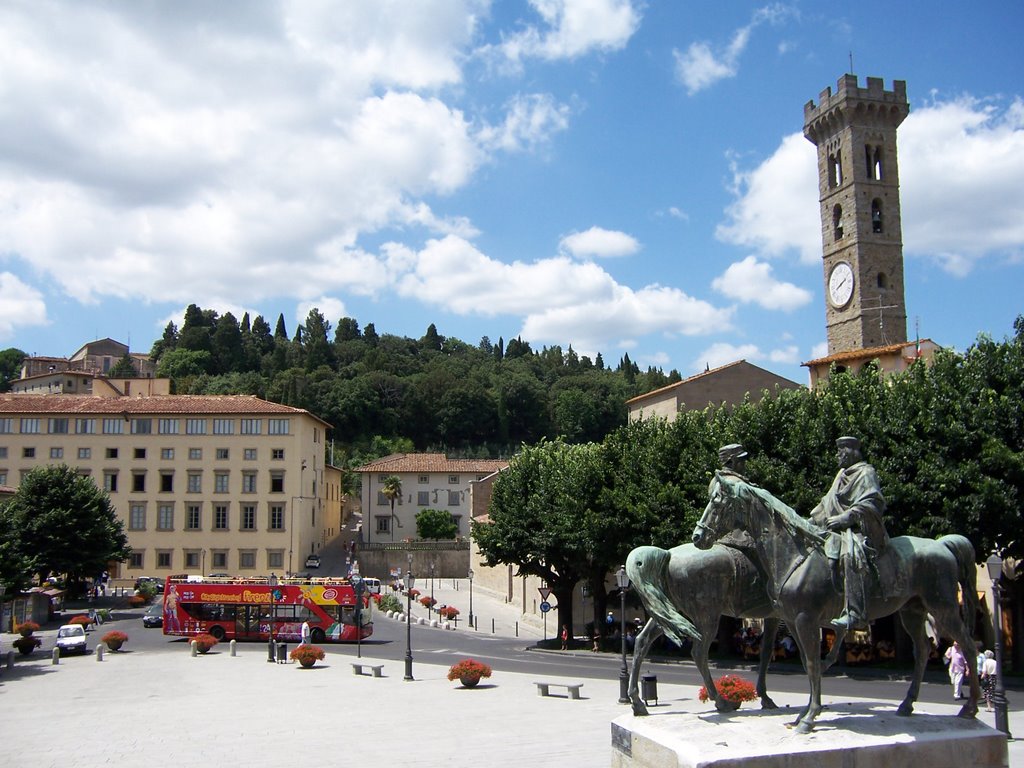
[692,472,744,549]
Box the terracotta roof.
[0,394,328,423]
[355,453,509,474]
[802,339,935,368]
[15,370,98,384]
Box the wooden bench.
[534,681,584,699]
[351,663,385,677]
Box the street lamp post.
[429,562,435,618]
[468,568,475,630]
[616,565,630,703]
[985,554,1012,738]
[404,552,415,681]
[352,573,364,659]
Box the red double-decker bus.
[162,575,373,644]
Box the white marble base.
[611,701,1008,768]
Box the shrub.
[377,593,402,613]
[698,675,758,705]
[193,633,219,653]
[16,621,40,636]
[447,658,492,682]
[290,644,326,665]
[420,596,437,608]
[102,631,128,650]
[69,615,95,626]
[438,605,459,620]
[135,580,158,600]
[128,595,147,607]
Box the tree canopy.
[415,508,459,540]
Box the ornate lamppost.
[468,568,475,630]
[985,554,1011,738]
[352,573,364,659]
[616,565,630,703]
[429,561,435,618]
[404,552,415,681]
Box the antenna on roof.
[848,51,854,74]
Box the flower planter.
[448,658,492,687]
[300,658,316,669]
[459,675,480,688]
[13,638,39,656]
[106,639,124,652]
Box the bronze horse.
[625,543,792,715]
[693,472,980,733]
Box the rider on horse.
[810,436,890,631]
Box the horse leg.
[757,617,780,709]
[896,603,930,716]
[629,619,662,716]
[792,611,824,733]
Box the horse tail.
[940,534,978,635]
[626,546,703,646]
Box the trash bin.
[276,642,288,663]
[641,674,658,706]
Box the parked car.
[361,577,382,595]
[304,554,321,569]
[142,604,163,629]
[55,624,88,656]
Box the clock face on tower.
[828,262,855,308]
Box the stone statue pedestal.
[611,701,1007,768]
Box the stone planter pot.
[460,675,481,688]
[299,658,316,669]
[106,640,124,652]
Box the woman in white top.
[980,650,998,712]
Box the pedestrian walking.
[301,620,312,646]
[560,624,569,650]
[944,640,969,699]
[980,650,998,711]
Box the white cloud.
[476,93,571,153]
[692,339,801,374]
[716,96,1024,275]
[809,341,829,360]
[711,255,812,310]
[674,4,795,95]
[0,272,47,340]
[559,226,640,259]
[492,0,642,66]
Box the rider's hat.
[718,444,748,464]
[836,436,861,450]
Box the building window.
[449,475,459,485]
[134,448,146,459]
[102,418,123,435]
[50,447,64,459]
[131,418,152,434]
[240,419,261,435]
[241,504,257,531]
[0,472,7,485]
[78,447,91,460]
[270,472,284,493]
[23,447,36,458]
[871,198,884,233]
[215,471,229,493]
[452,514,462,533]
[160,472,174,493]
[418,475,429,484]
[185,551,200,568]
[214,504,229,530]
[189,448,202,460]
[185,418,207,435]
[417,491,429,506]
[378,474,389,483]
[186,504,201,530]
[213,419,234,435]
[271,449,285,460]
[448,490,461,507]
[132,472,146,492]
[212,551,227,569]
[48,418,69,434]
[187,472,202,493]
[106,447,119,459]
[104,472,118,492]
[157,551,172,568]
[216,448,229,460]
[75,418,96,434]
[158,418,179,434]
[21,418,40,434]
[376,516,390,534]
[239,550,256,569]
[129,503,146,530]
[267,551,284,569]
[159,448,173,460]
[269,504,285,530]
[244,448,257,460]
[268,418,290,435]
[0,418,12,433]
[157,503,174,531]
[0,446,6,458]
[242,472,257,493]
[376,491,388,506]
[129,552,144,569]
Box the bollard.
[268,639,276,663]
[492,618,495,634]
[96,643,105,661]
[516,622,519,637]
[230,639,237,657]
[6,650,14,669]
[191,640,198,657]
[52,647,60,665]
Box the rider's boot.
[831,557,867,631]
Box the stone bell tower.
[804,75,910,355]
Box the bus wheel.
[311,628,325,644]
[209,625,226,641]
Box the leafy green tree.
[302,308,336,371]
[156,348,213,385]
[108,353,138,378]
[5,465,130,590]
[416,508,459,540]
[0,347,26,391]
[0,503,35,593]
[149,322,178,362]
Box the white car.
[304,554,321,569]
[55,624,88,656]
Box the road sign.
[538,587,551,601]
[539,601,551,613]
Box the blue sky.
[1,1,1022,385]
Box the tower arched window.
[873,146,883,180]
[871,198,883,233]
[829,151,843,187]
[877,272,889,289]
[832,204,843,240]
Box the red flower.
[698,675,758,705]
